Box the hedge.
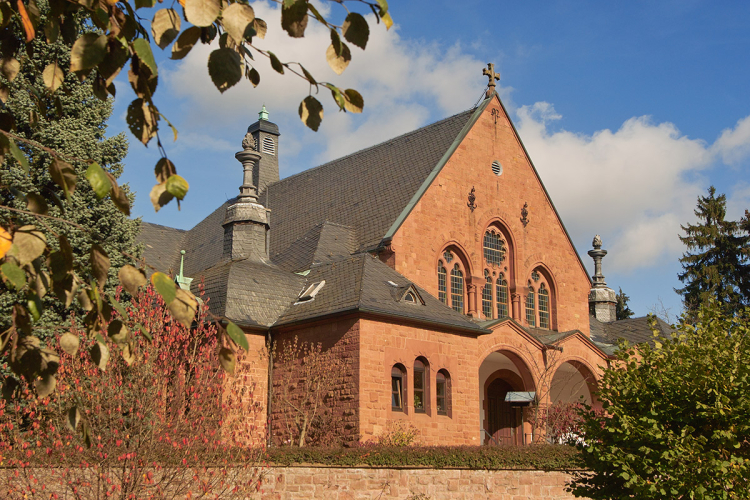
[263,444,582,470]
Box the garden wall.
[259,466,585,500]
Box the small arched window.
[391,364,405,412]
[436,369,451,416]
[450,264,464,313]
[482,270,493,318]
[483,231,505,267]
[538,283,550,329]
[437,263,447,304]
[496,273,509,318]
[413,358,429,414]
[526,284,536,327]
[262,136,275,155]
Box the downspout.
[266,329,273,447]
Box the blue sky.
[113,0,750,320]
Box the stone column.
[587,235,617,322]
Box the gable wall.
[391,99,591,335]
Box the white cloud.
[516,102,719,273]
[712,115,750,166]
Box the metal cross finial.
[483,63,500,98]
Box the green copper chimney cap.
[258,105,269,121]
[175,249,194,291]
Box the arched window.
[437,263,447,305]
[450,264,464,313]
[496,273,508,318]
[538,283,550,329]
[482,270,493,318]
[436,369,451,416]
[414,358,429,414]
[483,231,506,267]
[262,136,275,155]
[391,364,406,412]
[526,284,536,327]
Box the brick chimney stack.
[588,235,617,322]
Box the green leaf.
[165,174,189,200]
[281,0,308,38]
[107,292,129,319]
[299,95,323,131]
[27,292,42,321]
[66,406,81,431]
[9,139,29,173]
[154,157,177,183]
[151,271,176,304]
[1,261,26,289]
[219,347,236,375]
[85,162,112,199]
[134,0,155,9]
[268,51,284,74]
[343,89,364,113]
[49,158,77,199]
[222,3,256,42]
[107,319,129,345]
[152,9,181,49]
[171,26,202,60]
[226,321,249,350]
[132,38,158,76]
[207,48,242,92]
[25,193,47,215]
[69,33,108,74]
[246,66,260,87]
[299,64,317,87]
[137,323,153,341]
[126,99,158,146]
[185,0,221,27]
[342,13,369,50]
[90,244,110,289]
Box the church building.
[139,72,672,447]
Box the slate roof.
[272,221,356,273]
[261,109,476,257]
[137,223,186,276]
[590,316,674,348]
[275,254,488,334]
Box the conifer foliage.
[676,186,750,317]
[615,287,635,320]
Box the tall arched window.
[437,263,447,305]
[538,283,550,329]
[483,230,506,267]
[450,264,464,313]
[482,270,493,318]
[414,358,429,414]
[436,369,451,416]
[526,284,536,327]
[391,364,406,412]
[496,273,508,318]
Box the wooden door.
[486,378,521,446]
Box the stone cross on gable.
[483,63,500,98]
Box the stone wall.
[258,466,585,500]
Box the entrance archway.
[479,350,536,445]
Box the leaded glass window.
[539,283,550,329]
[483,231,505,267]
[443,250,453,263]
[496,274,509,318]
[450,264,464,313]
[526,284,536,327]
[414,359,426,413]
[482,270,493,318]
[438,263,447,304]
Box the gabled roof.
[275,254,488,334]
[590,316,675,348]
[272,221,356,273]
[138,222,186,276]
[262,109,477,257]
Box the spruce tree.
[676,186,750,317]
[0,10,139,337]
[615,287,635,320]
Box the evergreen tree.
[676,186,750,317]
[0,9,139,337]
[615,287,635,320]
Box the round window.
[491,161,502,176]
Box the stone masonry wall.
[391,97,591,335]
[271,317,360,446]
[258,466,586,500]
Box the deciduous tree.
[569,303,750,499]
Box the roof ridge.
[141,221,187,232]
[269,107,477,186]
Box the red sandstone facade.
[233,96,611,447]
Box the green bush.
[264,444,582,470]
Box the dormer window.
[262,136,275,155]
[296,280,325,303]
[404,291,417,303]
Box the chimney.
[588,235,617,322]
[245,105,280,197]
[222,131,271,262]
